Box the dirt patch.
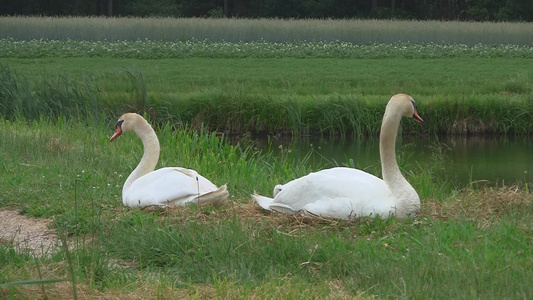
[0,210,60,255]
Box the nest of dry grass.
[422,184,532,228]
[150,184,531,230]
[143,199,350,235]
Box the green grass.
[1,54,533,136]
[0,117,531,299]
[1,17,532,298]
[0,117,314,217]
[1,17,533,45]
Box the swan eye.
[411,100,418,110]
[110,119,125,141]
[116,120,124,130]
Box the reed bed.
[1,16,533,45]
[2,63,533,137]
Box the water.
[253,135,533,187]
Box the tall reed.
[1,16,532,45]
[0,65,106,123]
[2,63,533,137]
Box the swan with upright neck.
[110,113,228,208]
[252,94,423,219]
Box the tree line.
[2,0,532,22]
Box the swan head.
[109,113,146,141]
[387,94,424,123]
[273,184,283,196]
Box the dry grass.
[157,183,532,230]
[1,16,533,45]
[46,138,76,154]
[135,183,532,240]
[144,200,352,234]
[1,259,215,299]
[1,279,209,300]
[3,264,367,300]
[422,184,532,228]
[451,118,499,135]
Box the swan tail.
[192,184,229,206]
[269,203,299,215]
[252,193,300,215]
[251,193,274,211]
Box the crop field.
[1,17,533,299]
[1,16,533,45]
[2,38,533,59]
[1,40,533,136]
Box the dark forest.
[2,0,532,22]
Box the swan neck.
[123,120,160,195]
[379,110,402,183]
[379,108,420,216]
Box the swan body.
[252,94,423,219]
[110,113,228,208]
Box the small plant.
[1,39,533,59]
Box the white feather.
[111,113,228,208]
[252,94,422,219]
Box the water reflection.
[245,135,533,186]
[441,135,532,185]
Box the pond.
[251,134,533,187]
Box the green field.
[2,54,533,136]
[1,22,532,137]
[1,17,533,299]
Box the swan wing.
[251,194,275,211]
[124,167,225,207]
[268,167,395,219]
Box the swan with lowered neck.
[110,113,228,208]
[252,94,423,219]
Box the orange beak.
[413,110,424,123]
[109,126,122,141]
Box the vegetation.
[1,117,531,299]
[1,53,532,137]
[2,0,533,21]
[1,16,532,299]
[2,17,533,45]
[2,39,533,58]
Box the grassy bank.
[1,118,531,299]
[1,17,533,45]
[2,54,533,136]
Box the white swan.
[252,93,423,219]
[110,113,228,208]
